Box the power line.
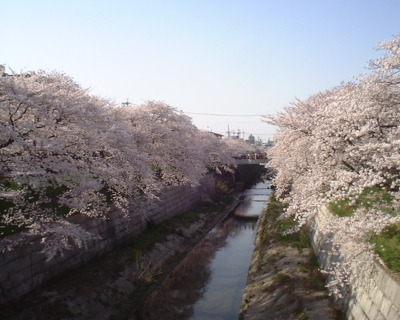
[250,133,275,136]
[196,121,263,124]
[185,111,264,117]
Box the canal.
[138,180,272,320]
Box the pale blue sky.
[1,0,400,140]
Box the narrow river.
[139,180,272,320]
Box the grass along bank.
[240,194,343,320]
[329,186,400,275]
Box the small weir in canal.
[139,180,272,320]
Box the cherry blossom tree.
[112,101,210,187]
[112,101,256,184]
[0,71,254,259]
[266,35,400,295]
[0,71,154,258]
[196,132,252,173]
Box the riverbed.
[139,181,272,320]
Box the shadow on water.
[138,181,271,320]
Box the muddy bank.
[1,197,240,320]
[240,196,343,320]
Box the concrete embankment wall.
[0,174,216,304]
[310,206,400,320]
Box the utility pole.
[122,99,131,107]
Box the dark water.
[140,181,272,320]
[233,182,271,218]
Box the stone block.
[358,293,372,316]
[30,261,47,279]
[392,286,400,311]
[380,274,400,307]
[367,303,380,320]
[0,272,12,292]
[348,302,368,320]
[30,272,46,288]
[0,247,23,266]
[29,250,47,267]
[8,270,29,290]
[85,217,102,229]
[370,285,379,302]
[11,280,34,301]
[67,214,88,225]
[377,269,390,293]
[386,304,400,320]
[380,295,393,319]
[373,289,384,310]
[5,254,32,274]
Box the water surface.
[140,181,271,320]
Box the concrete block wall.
[310,206,400,320]
[0,174,215,304]
[149,174,215,225]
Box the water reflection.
[138,182,269,320]
[235,181,272,218]
[233,199,266,218]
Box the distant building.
[209,132,223,139]
[263,139,274,149]
[246,134,255,144]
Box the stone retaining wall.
[0,174,216,304]
[310,206,400,320]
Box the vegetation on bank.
[329,186,400,274]
[371,224,400,273]
[329,186,399,218]
[134,196,233,254]
[258,194,327,292]
[259,195,310,251]
[240,192,343,320]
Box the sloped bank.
[0,174,217,305]
[1,195,241,319]
[241,200,400,320]
[310,206,400,320]
[240,196,342,320]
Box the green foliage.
[43,184,72,216]
[329,200,356,217]
[371,223,400,273]
[329,186,398,217]
[0,179,22,191]
[276,217,311,250]
[133,197,231,252]
[274,216,296,233]
[0,179,23,236]
[259,195,310,250]
[259,195,286,247]
[266,195,287,218]
[150,165,161,171]
[0,180,72,237]
[273,272,290,282]
[329,186,400,275]
[0,220,23,237]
